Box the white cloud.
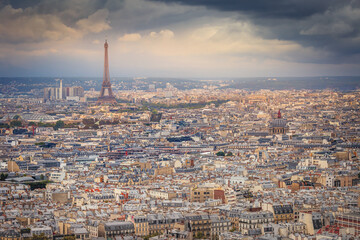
[116,21,307,60]
[0,5,111,44]
[148,29,174,39]
[0,5,81,43]
[118,33,142,42]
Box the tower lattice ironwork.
[97,40,117,105]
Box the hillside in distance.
[225,76,360,91]
[0,76,359,94]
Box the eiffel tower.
[97,40,117,105]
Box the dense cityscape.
[0,72,359,240]
[1,0,360,240]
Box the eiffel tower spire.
[97,40,117,105]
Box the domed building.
[268,110,288,135]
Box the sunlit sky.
[1,0,360,78]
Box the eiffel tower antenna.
[97,39,117,105]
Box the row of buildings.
[43,79,84,102]
[0,88,359,240]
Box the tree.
[82,118,95,125]
[53,120,65,130]
[31,233,48,240]
[216,151,225,156]
[37,122,54,127]
[26,180,52,190]
[0,173,8,181]
[211,235,219,240]
[226,152,233,156]
[10,120,22,127]
[0,123,9,128]
[28,122,37,126]
[40,174,45,180]
[143,232,160,240]
[13,115,20,120]
[194,232,204,239]
[63,236,76,240]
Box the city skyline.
[1,0,360,78]
[1,1,360,240]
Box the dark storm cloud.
[150,0,360,63]
[0,0,201,42]
[1,0,125,26]
[1,0,359,77]
[0,0,125,43]
[149,0,353,19]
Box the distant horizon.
[1,75,360,79]
[1,75,360,92]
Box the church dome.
[269,118,287,128]
[268,110,288,135]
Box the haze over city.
[1,0,360,77]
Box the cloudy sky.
[0,0,360,78]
